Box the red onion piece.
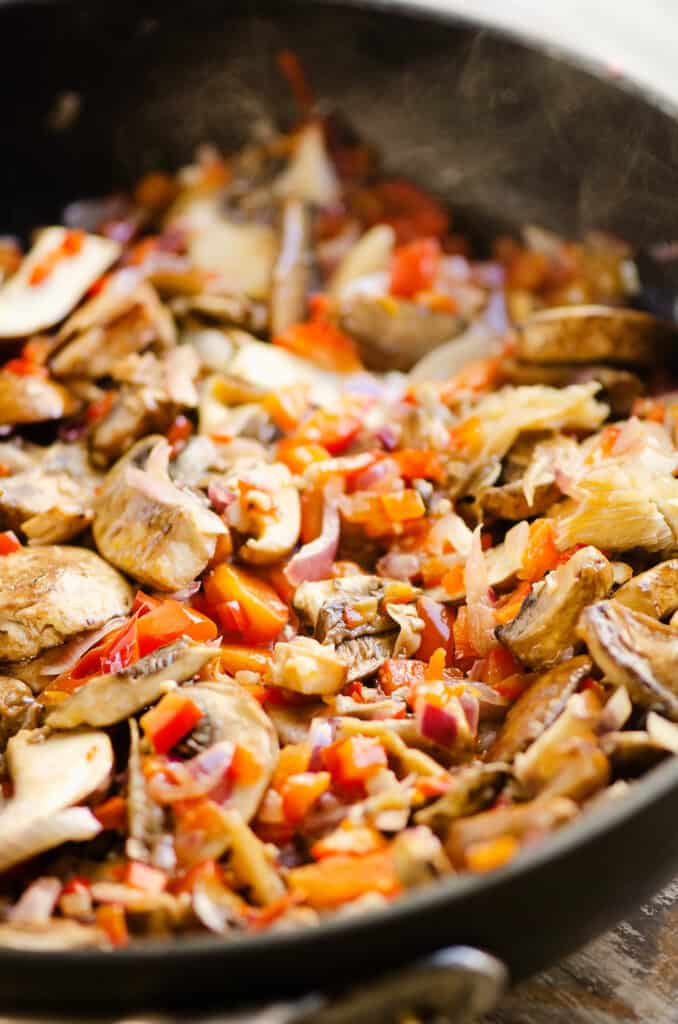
[465,527,497,656]
[351,457,401,493]
[459,692,480,738]
[208,479,237,514]
[285,483,342,586]
[416,699,464,747]
[308,718,335,771]
[376,551,421,581]
[148,742,234,804]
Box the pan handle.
[288,945,508,1024]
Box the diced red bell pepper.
[323,736,387,793]
[0,531,21,555]
[140,691,204,754]
[124,861,167,894]
[136,598,218,656]
[281,771,331,824]
[389,237,441,298]
[379,658,426,696]
[204,564,289,644]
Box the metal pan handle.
[288,946,508,1024]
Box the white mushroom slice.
[273,122,340,207]
[190,220,277,300]
[0,729,113,872]
[270,198,311,336]
[272,636,348,696]
[219,809,286,905]
[0,228,120,338]
[185,683,278,822]
[0,920,105,951]
[223,459,300,565]
[46,639,216,729]
[408,324,499,383]
[93,436,226,591]
[329,224,395,301]
[226,334,343,407]
[0,546,133,661]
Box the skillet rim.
[1,0,678,971]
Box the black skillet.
[3,0,678,1017]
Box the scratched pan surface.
[3,0,678,1012]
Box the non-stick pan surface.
[3,0,678,1012]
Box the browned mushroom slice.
[599,730,669,772]
[613,559,678,620]
[487,655,592,763]
[340,293,464,371]
[513,690,609,802]
[391,826,453,887]
[578,601,678,720]
[515,305,676,367]
[0,468,95,543]
[337,633,397,682]
[270,198,311,336]
[0,676,40,746]
[0,370,77,425]
[414,763,509,833]
[0,546,133,661]
[93,436,226,591]
[496,546,614,668]
[445,796,577,867]
[480,479,561,522]
[50,281,176,379]
[502,359,643,416]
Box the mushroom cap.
[0,545,133,660]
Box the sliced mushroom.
[190,220,277,301]
[294,575,406,644]
[46,639,216,729]
[329,224,395,301]
[613,559,678,620]
[89,348,200,467]
[340,293,464,371]
[0,466,97,542]
[578,600,678,720]
[502,360,643,416]
[445,796,578,867]
[226,334,342,407]
[487,655,593,763]
[270,198,311,336]
[0,920,106,951]
[222,459,301,565]
[496,546,614,668]
[220,809,286,906]
[0,228,120,338]
[0,676,40,747]
[0,370,77,425]
[93,436,227,591]
[391,826,452,887]
[271,636,348,696]
[273,122,339,207]
[515,305,676,367]
[50,280,176,379]
[480,479,561,522]
[337,634,398,682]
[599,730,669,772]
[414,763,509,833]
[126,719,166,864]
[180,682,278,822]
[0,729,113,872]
[513,690,609,802]
[0,546,133,661]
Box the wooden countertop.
[486,880,678,1023]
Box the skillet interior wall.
[3,0,678,250]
